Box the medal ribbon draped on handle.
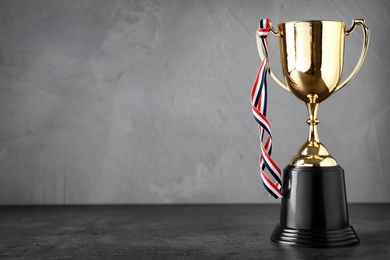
[251,19,282,198]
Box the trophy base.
[271,224,359,248]
[270,165,359,248]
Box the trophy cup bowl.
[257,20,369,247]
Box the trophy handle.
[334,19,370,92]
[256,24,291,93]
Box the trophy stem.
[289,94,338,166]
[306,94,320,144]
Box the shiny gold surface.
[289,93,338,167]
[279,20,346,104]
[258,20,370,167]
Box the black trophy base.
[270,165,359,248]
[271,224,359,248]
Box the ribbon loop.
[251,19,283,199]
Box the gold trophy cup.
[258,20,369,247]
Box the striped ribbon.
[251,19,283,198]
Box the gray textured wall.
[0,0,389,204]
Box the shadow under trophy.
[257,20,369,247]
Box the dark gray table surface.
[0,204,389,259]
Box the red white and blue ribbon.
[251,19,283,198]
